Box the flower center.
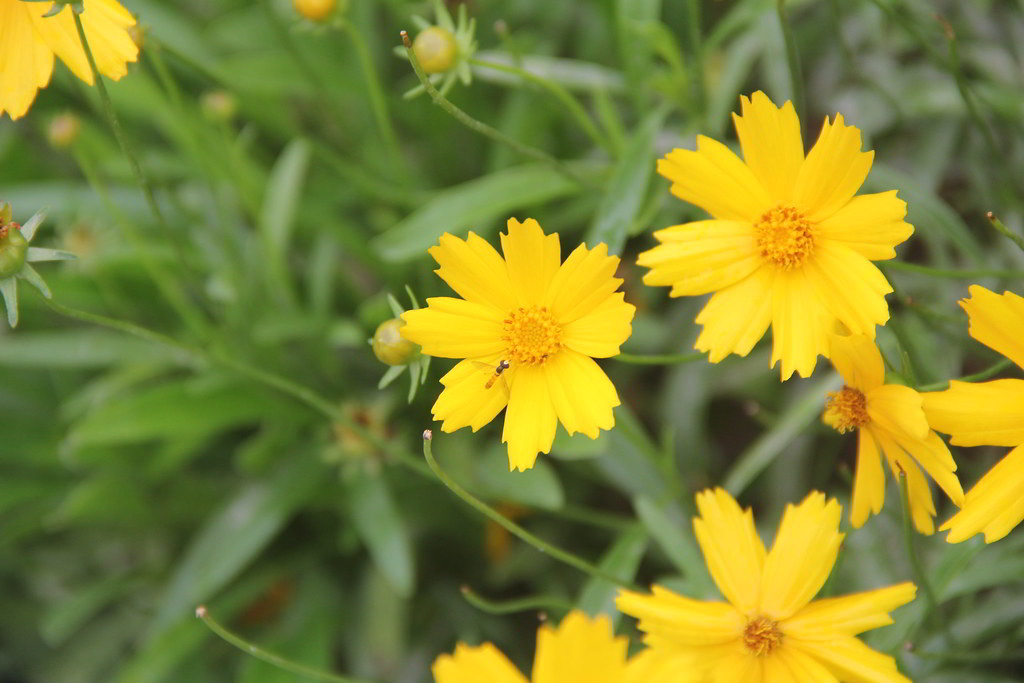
[743,615,783,657]
[502,305,561,366]
[754,205,815,269]
[824,386,870,434]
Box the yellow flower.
[401,218,635,471]
[923,285,1024,543]
[432,610,674,683]
[0,0,139,120]
[824,334,964,533]
[617,488,918,683]
[292,0,336,22]
[638,91,913,380]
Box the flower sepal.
[0,204,76,327]
[394,0,477,99]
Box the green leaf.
[634,496,715,596]
[585,109,664,254]
[344,469,416,597]
[473,445,565,510]
[0,330,169,368]
[576,525,647,621]
[261,138,312,305]
[372,164,586,262]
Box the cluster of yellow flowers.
[404,93,1024,680]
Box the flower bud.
[413,26,458,74]
[200,90,238,122]
[0,222,28,279]
[47,113,81,149]
[293,0,337,21]
[372,318,418,366]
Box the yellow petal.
[694,266,773,363]
[543,350,618,439]
[770,647,841,682]
[432,359,509,433]
[616,584,743,646]
[788,635,911,683]
[692,488,766,612]
[657,137,772,222]
[793,113,874,222]
[960,285,1024,369]
[732,91,804,201]
[759,492,843,619]
[784,582,916,637]
[942,444,1024,543]
[709,655,761,683]
[0,0,54,120]
[500,218,561,307]
[432,642,528,683]
[531,611,628,683]
[30,0,138,85]
[922,378,1024,447]
[882,429,964,507]
[806,242,892,337]
[561,292,635,358]
[502,365,556,471]
[850,429,885,529]
[429,231,516,312]
[544,241,624,323]
[623,650,701,683]
[770,267,831,380]
[817,191,913,260]
[401,298,504,359]
[638,220,760,297]
[829,334,884,391]
[865,384,929,440]
[874,430,937,534]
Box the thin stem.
[196,606,376,683]
[614,351,706,366]
[776,0,806,123]
[912,648,1024,663]
[468,57,611,153]
[459,586,574,616]
[916,358,1014,392]
[71,11,208,336]
[421,431,640,590]
[340,20,406,176]
[944,19,999,157]
[986,211,1024,253]
[884,260,1024,280]
[400,32,591,187]
[684,0,706,120]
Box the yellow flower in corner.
[617,488,918,683]
[824,334,964,533]
[0,0,139,120]
[401,218,635,471]
[638,91,913,380]
[432,610,678,683]
[923,285,1024,543]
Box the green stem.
[884,260,1024,280]
[944,21,999,157]
[459,586,574,616]
[986,211,1024,253]
[916,359,1014,392]
[401,32,591,187]
[776,0,806,123]
[614,351,706,366]
[70,11,208,336]
[468,57,611,153]
[684,0,706,119]
[340,20,406,176]
[421,432,640,590]
[912,648,1024,663]
[196,606,376,683]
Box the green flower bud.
[0,223,28,278]
[413,26,458,74]
[47,113,81,149]
[372,318,419,366]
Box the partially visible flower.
[400,218,635,471]
[638,91,912,380]
[1,0,139,120]
[0,203,76,327]
[432,610,676,683]
[617,488,917,682]
[923,285,1024,543]
[824,334,963,533]
[293,0,337,22]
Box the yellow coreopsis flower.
[617,488,918,682]
[0,0,139,120]
[638,91,913,380]
[823,334,964,533]
[401,218,635,471]
[923,285,1024,543]
[432,610,677,683]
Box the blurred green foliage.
[1,0,1023,681]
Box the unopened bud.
[372,318,419,366]
[200,90,238,122]
[0,221,28,278]
[413,26,458,74]
[47,113,81,149]
[293,0,337,21]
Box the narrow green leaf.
[0,330,167,368]
[474,446,565,510]
[634,496,715,597]
[344,469,416,597]
[261,138,312,304]
[576,525,647,621]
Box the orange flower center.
[824,386,870,433]
[503,305,561,366]
[743,615,783,656]
[754,205,815,269]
